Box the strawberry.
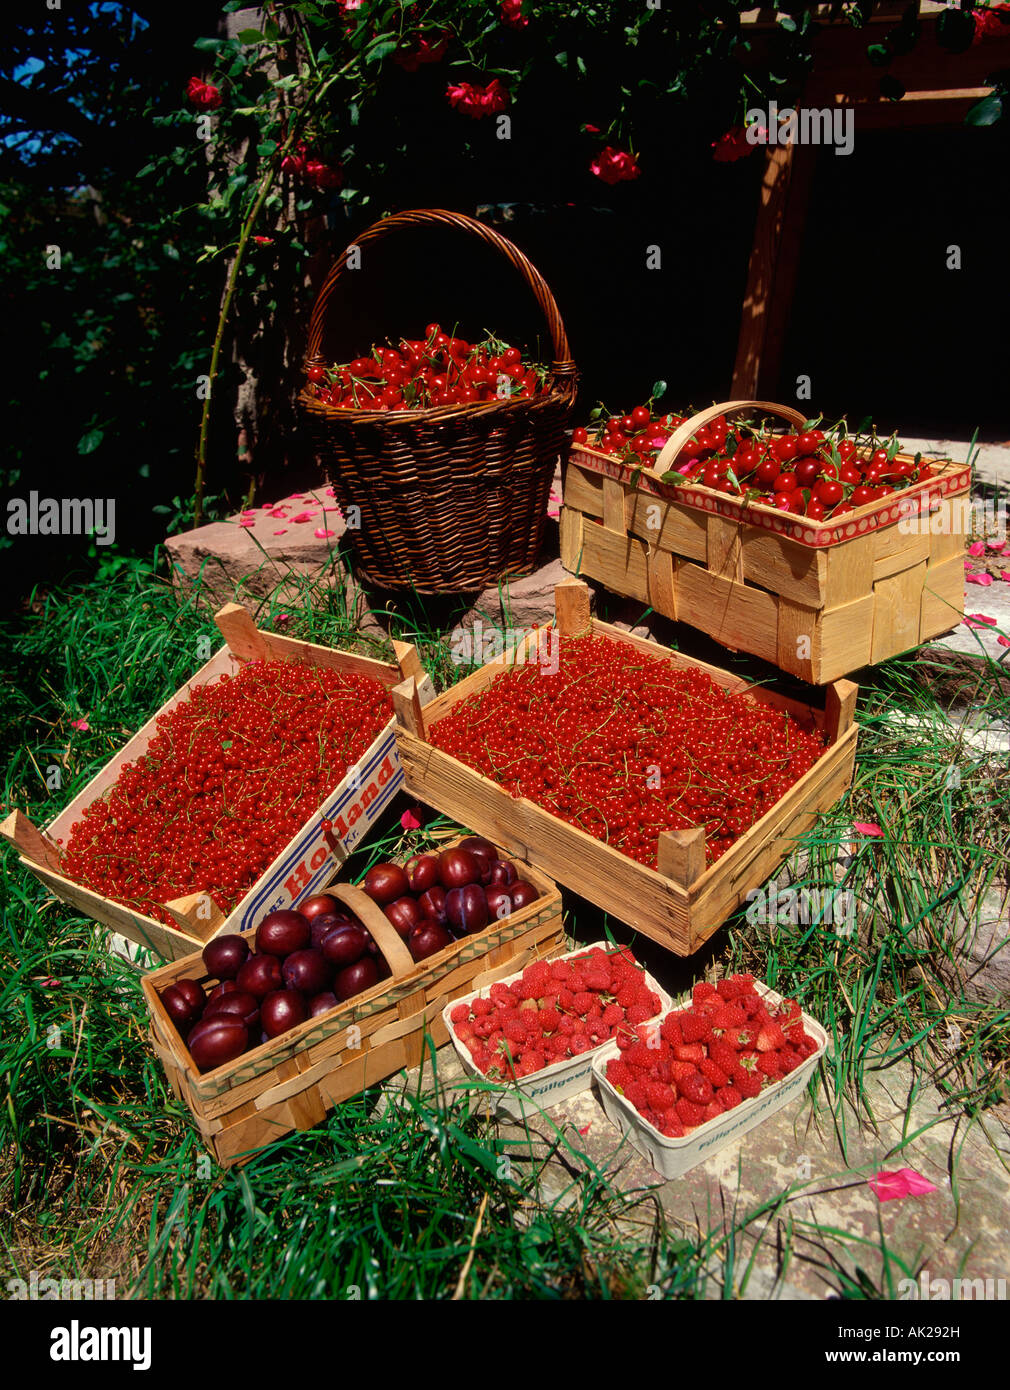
[675,1098,707,1128]
[657,1114,686,1138]
[702,1101,723,1122]
[681,1012,711,1044]
[758,1051,782,1078]
[582,964,611,993]
[538,1005,561,1033]
[711,1004,746,1029]
[624,1080,647,1108]
[450,1002,471,1024]
[616,985,641,1009]
[626,1002,656,1025]
[569,1033,593,1055]
[515,979,542,1001]
[733,1067,762,1100]
[740,995,763,1018]
[693,981,718,1004]
[669,1058,698,1084]
[558,1014,578,1036]
[525,960,552,988]
[606,1058,632,1090]
[700,1057,730,1088]
[471,996,494,1018]
[678,1070,714,1106]
[660,1014,684,1047]
[624,1042,657,1070]
[550,960,571,980]
[709,1040,739,1072]
[644,1080,676,1111]
[716,977,745,1000]
[756,1022,787,1052]
[778,1048,803,1074]
[673,1042,706,1064]
[718,1085,742,1109]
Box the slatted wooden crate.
[561,400,970,684]
[391,578,858,957]
[142,839,565,1166]
[1,604,435,965]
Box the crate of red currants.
[142,835,565,1166]
[391,578,858,956]
[1,603,435,964]
[562,399,970,684]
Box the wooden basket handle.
[650,400,809,480]
[303,208,576,376]
[328,883,416,981]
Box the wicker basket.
[299,208,578,593]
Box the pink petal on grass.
[853,821,884,837]
[314,527,335,539]
[276,614,290,625]
[966,572,994,586]
[868,1168,938,1202]
[400,808,422,830]
[69,718,90,732]
[967,540,986,557]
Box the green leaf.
[365,37,398,64]
[867,43,890,66]
[778,15,797,32]
[651,379,667,400]
[965,93,1002,126]
[257,140,278,156]
[194,36,230,53]
[78,429,104,456]
[237,28,264,44]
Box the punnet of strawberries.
[604,974,820,1140]
[448,946,664,1082]
[305,323,548,411]
[571,404,939,524]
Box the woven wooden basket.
[299,208,578,593]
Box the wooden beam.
[554,578,592,637]
[657,828,707,889]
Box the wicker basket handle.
[303,207,575,374]
[329,883,417,981]
[649,399,809,480]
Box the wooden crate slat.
[628,493,708,563]
[871,561,928,664]
[676,563,781,666]
[741,528,826,605]
[919,555,966,642]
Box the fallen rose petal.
[853,821,884,837]
[69,718,90,732]
[868,1168,938,1202]
[967,540,986,556]
[325,487,335,497]
[268,508,289,518]
[400,808,422,830]
[291,511,317,523]
[273,529,288,535]
[964,613,998,627]
[1002,571,1010,582]
[34,976,60,989]
[966,572,994,586]
[314,527,336,539]
[276,614,290,625]
[237,518,255,528]
[999,635,1010,648]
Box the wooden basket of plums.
[141,834,565,1167]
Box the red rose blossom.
[589,145,640,185]
[187,77,222,111]
[501,0,528,29]
[447,78,511,119]
[711,125,766,162]
[974,3,1010,40]
[394,32,449,72]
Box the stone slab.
[164,488,347,611]
[385,1042,1010,1301]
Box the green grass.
[2,556,1008,1299]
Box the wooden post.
[392,639,424,686]
[0,809,63,873]
[658,828,706,888]
[163,891,227,943]
[824,678,859,744]
[555,578,592,637]
[391,677,424,739]
[214,603,271,662]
